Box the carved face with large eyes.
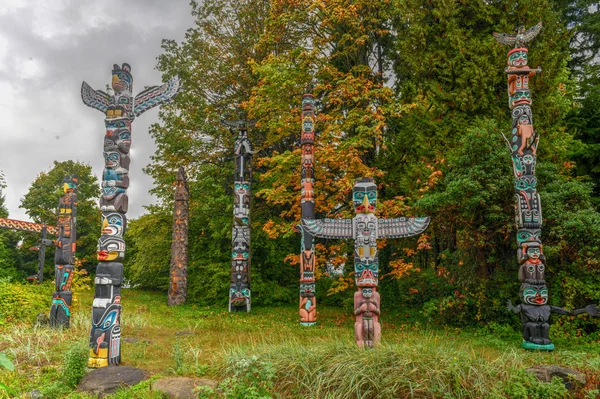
[353,178,377,214]
[97,235,126,262]
[361,288,373,298]
[62,175,78,194]
[508,48,528,67]
[521,283,548,306]
[104,151,121,169]
[510,90,532,108]
[355,260,378,287]
[101,212,126,237]
[111,63,132,94]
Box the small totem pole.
[82,63,181,367]
[495,23,598,350]
[168,167,189,306]
[299,94,317,326]
[301,178,430,347]
[50,175,79,328]
[230,123,255,312]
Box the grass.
[0,288,599,398]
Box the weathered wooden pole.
[301,178,430,347]
[82,63,181,367]
[299,94,317,326]
[168,166,189,306]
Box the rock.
[175,330,194,336]
[26,390,42,399]
[77,366,148,397]
[123,337,138,344]
[153,377,218,399]
[35,313,49,327]
[525,365,586,390]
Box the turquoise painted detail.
[521,341,554,351]
[52,299,71,317]
[300,322,317,327]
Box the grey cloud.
[0,0,194,221]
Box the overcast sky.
[0,0,195,222]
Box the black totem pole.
[50,175,79,327]
[494,23,598,350]
[299,94,317,326]
[82,63,181,367]
[230,123,255,312]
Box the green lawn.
[1,288,599,398]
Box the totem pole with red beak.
[301,178,430,347]
[82,63,181,367]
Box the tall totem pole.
[301,178,430,347]
[168,166,190,306]
[82,63,181,367]
[495,23,598,350]
[299,94,317,326]
[230,124,255,312]
[50,175,78,328]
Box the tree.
[0,171,22,279]
[19,161,100,276]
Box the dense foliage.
[0,1,598,333]
[121,0,600,333]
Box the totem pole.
[230,123,255,312]
[50,175,78,328]
[495,23,598,350]
[299,94,317,326]
[168,167,189,306]
[301,178,430,347]
[82,63,181,367]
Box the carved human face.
[362,288,373,298]
[104,151,121,168]
[353,179,377,214]
[517,229,541,244]
[355,260,378,287]
[510,90,532,108]
[97,235,126,262]
[508,49,528,67]
[521,283,548,306]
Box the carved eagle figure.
[493,22,542,48]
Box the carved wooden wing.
[134,75,182,117]
[377,217,430,239]
[301,218,353,239]
[492,32,516,46]
[81,82,110,113]
[523,22,543,43]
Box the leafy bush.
[217,356,276,399]
[0,279,52,325]
[61,342,88,387]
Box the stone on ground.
[77,366,148,397]
[525,365,586,390]
[153,377,218,399]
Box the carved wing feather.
[377,217,430,239]
[493,32,516,46]
[523,22,543,43]
[134,75,182,117]
[81,81,110,113]
[302,218,353,239]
